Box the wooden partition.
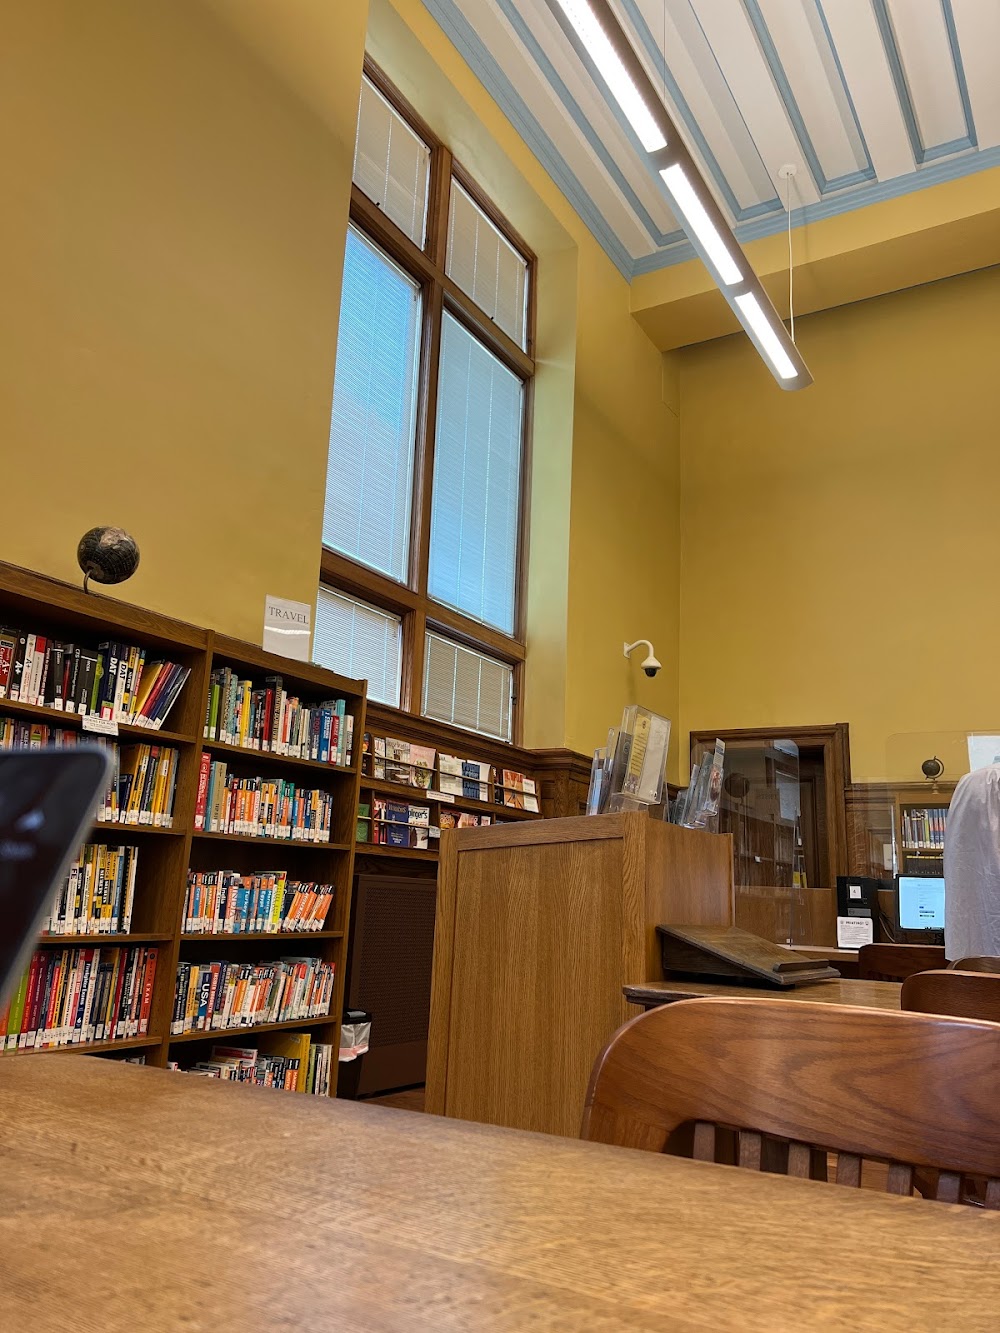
[426,813,733,1137]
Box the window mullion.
[427,145,453,268]
[410,280,444,599]
[402,606,428,715]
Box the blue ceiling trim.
[491,0,672,247]
[420,0,634,278]
[740,0,875,194]
[633,139,1000,277]
[810,0,879,185]
[871,0,976,164]
[940,0,978,148]
[619,0,781,222]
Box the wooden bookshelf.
[0,560,366,1093]
[845,781,955,879]
[356,725,542,860]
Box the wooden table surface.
[1,1057,998,1331]
[624,976,901,1010]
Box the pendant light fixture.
[546,0,812,390]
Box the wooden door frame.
[690,724,851,886]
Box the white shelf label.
[82,714,119,737]
[263,594,311,662]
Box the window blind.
[427,313,523,635]
[324,227,421,583]
[353,75,430,246]
[422,631,512,741]
[447,180,529,348]
[313,586,402,708]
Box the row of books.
[205,668,353,765]
[439,809,494,830]
[102,742,179,827]
[362,735,538,811]
[170,957,335,1035]
[183,871,335,934]
[0,723,178,828]
[361,798,431,849]
[0,628,189,728]
[356,801,499,846]
[194,756,333,841]
[43,843,139,936]
[497,769,539,812]
[169,1034,334,1095]
[902,807,947,850]
[0,946,158,1050]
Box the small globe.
[77,527,140,588]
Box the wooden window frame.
[322,57,535,743]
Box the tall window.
[316,62,534,741]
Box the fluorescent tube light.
[734,293,797,380]
[659,164,742,286]
[554,0,667,152]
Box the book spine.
[30,636,49,708]
[0,630,16,697]
[138,949,157,1035]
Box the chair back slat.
[901,970,1000,1024]
[582,997,1000,1208]
[935,1171,962,1203]
[835,1153,861,1187]
[737,1130,762,1170]
[692,1121,716,1162]
[948,956,1000,974]
[886,1162,914,1195]
[787,1142,811,1179]
[857,943,946,982]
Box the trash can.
[337,1008,372,1100]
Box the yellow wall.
[0,0,367,641]
[678,264,1000,783]
[0,0,679,766]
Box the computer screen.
[897,876,946,932]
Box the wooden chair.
[949,956,1000,974]
[857,942,946,981]
[902,970,1000,1023]
[582,997,1000,1207]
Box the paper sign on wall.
[836,915,874,949]
[263,595,311,662]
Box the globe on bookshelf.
[77,526,140,593]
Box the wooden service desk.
[625,977,901,1011]
[426,813,734,1136]
[2,1057,999,1332]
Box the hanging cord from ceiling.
[778,163,797,344]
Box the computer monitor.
[896,875,946,942]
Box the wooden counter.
[624,977,901,1011]
[1,1056,998,1332]
[426,813,733,1135]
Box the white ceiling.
[421,0,1000,278]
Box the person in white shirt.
[944,764,1000,960]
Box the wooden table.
[625,977,901,1011]
[1,1057,998,1331]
